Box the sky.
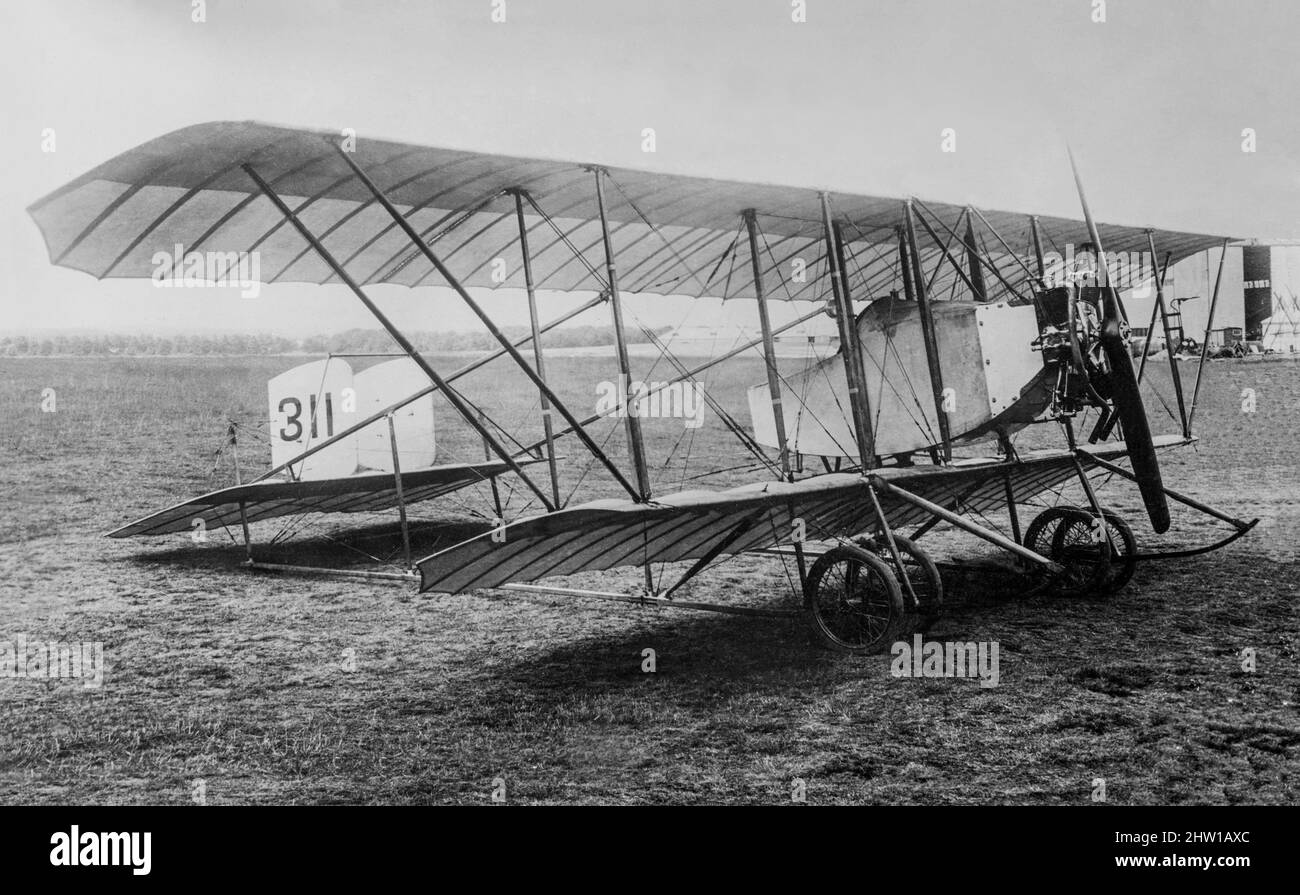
[3,0,1298,339]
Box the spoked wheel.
[804,545,905,654]
[1020,506,1110,598]
[1051,509,1137,595]
[856,534,943,632]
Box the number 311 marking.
[279,393,334,441]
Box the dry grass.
[0,352,1296,804]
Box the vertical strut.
[1003,473,1022,544]
[866,481,918,609]
[914,200,1027,302]
[593,167,652,502]
[903,200,953,462]
[963,212,988,302]
[241,162,557,512]
[387,413,413,567]
[897,225,917,301]
[744,209,793,482]
[743,210,809,589]
[592,168,654,596]
[1189,238,1231,433]
[1147,232,1189,438]
[820,193,876,470]
[229,421,253,561]
[514,190,562,507]
[832,222,875,462]
[1071,455,1117,554]
[1029,215,1047,282]
[1098,249,1176,442]
[479,409,504,522]
[910,205,981,298]
[968,206,1041,285]
[1135,247,1172,386]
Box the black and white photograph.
[0,0,1295,847]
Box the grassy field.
[0,350,1296,804]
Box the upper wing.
[28,121,1233,303]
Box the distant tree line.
[0,325,661,357]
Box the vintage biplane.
[28,121,1258,652]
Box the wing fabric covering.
[29,121,1233,305]
[108,462,522,538]
[416,436,1189,593]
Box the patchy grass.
[0,354,1296,804]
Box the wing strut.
[909,204,980,299]
[871,477,1062,573]
[1134,249,1173,387]
[744,210,793,482]
[1029,215,1047,280]
[513,190,563,508]
[1188,239,1231,433]
[334,147,643,503]
[592,168,655,594]
[913,199,1030,303]
[822,194,877,470]
[593,167,654,503]
[902,200,953,461]
[963,213,989,301]
[1146,234,1190,438]
[969,206,1041,285]
[919,209,967,295]
[661,513,762,599]
[1096,248,1174,444]
[241,162,557,512]
[386,413,414,566]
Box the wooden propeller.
[1067,148,1171,533]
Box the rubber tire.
[1019,506,1082,597]
[804,545,905,654]
[856,534,943,632]
[1052,509,1137,595]
[1044,507,1114,597]
[1021,506,1108,598]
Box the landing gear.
[856,534,943,632]
[1053,509,1136,594]
[1021,505,1136,597]
[804,544,905,654]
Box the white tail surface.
[354,359,436,473]
[268,358,359,480]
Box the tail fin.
[268,358,358,480]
